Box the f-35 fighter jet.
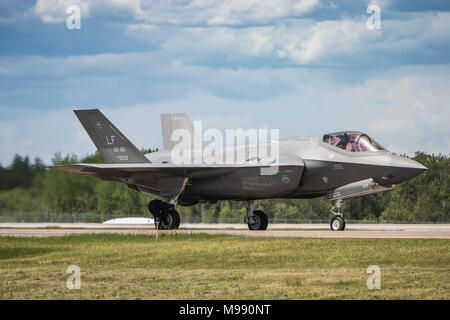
[50,109,427,231]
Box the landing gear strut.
[147,178,188,230]
[330,199,346,231]
[245,201,268,230]
[148,199,180,230]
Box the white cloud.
[273,18,376,64]
[124,11,450,66]
[126,20,376,64]
[32,0,142,22]
[32,0,318,25]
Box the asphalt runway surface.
[0,223,449,238]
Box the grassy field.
[0,233,448,299]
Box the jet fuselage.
[143,136,426,205]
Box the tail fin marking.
[74,109,149,164]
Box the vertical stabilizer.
[74,109,150,164]
[160,113,201,150]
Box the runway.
[0,223,449,238]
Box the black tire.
[159,209,180,230]
[330,216,345,231]
[248,210,268,231]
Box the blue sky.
[1,0,450,165]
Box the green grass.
[0,234,448,299]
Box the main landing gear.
[148,199,180,230]
[147,178,188,230]
[330,199,346,231]
[244,201,268,231]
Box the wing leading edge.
[49,161,304,176]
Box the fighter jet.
[50,109,427,231]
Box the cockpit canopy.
[322,131,385,153]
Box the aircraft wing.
[48,161,303,177]
[49,161,305,200]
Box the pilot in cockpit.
[322,132,385,153]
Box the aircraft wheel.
[330,216,345,231]
[248,210,268,231]
[148,200,180,230]
[159,209,180,230]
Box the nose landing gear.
[330,199,346,231]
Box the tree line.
[0,151,448,222]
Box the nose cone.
[389,155,427,183]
